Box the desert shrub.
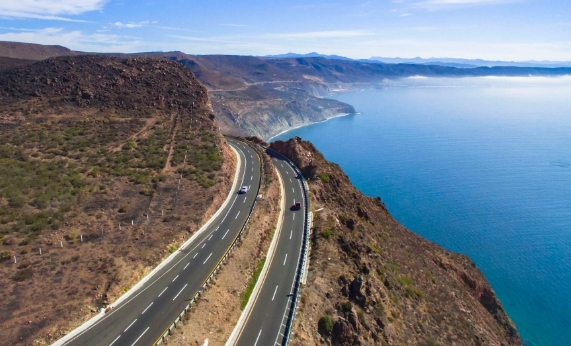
[318,315,333,335]
[129,171,151,184]
[320,229,332,240]
[13,268,33,281]
[118,204,129,213]
[122,139,137,150]
[318,173,330,183]
[0,250,11,261]
[140,188,156,196]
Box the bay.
[272,76,571,346]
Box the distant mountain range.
[264,52,571,68]
[264,52,354,61]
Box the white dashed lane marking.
[172,275,179,282]
[235,211,240,219]
[158,287,168,297]
[183,262,190,270]
[290,230,292,239]
[124,319,137,332]
[272,286,279,301]
[283,254,287,265]
[142,302,153,314]
[172,284,188,301]
[131,326,149,346]
[222,229,230,239]
[109,335,121,346]
[254,329,262,346]
[203,253,213,264]
[193,253,198,259]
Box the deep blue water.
[272,77,571,346]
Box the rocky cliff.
[271,137,520,346]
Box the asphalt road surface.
[234,149,306,346]
[61,138,261,346]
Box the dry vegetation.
[271,138,520,346]
[0,56,234,345]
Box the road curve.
[233,149,306,346]
[57,138,261,346]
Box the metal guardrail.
[264,148,311,346]
[154,138,264,345]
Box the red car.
[293,201,301,210]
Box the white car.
[239,186,248,194]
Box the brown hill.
[0,56,235,345]
[271,137,520,346]
[0,41,76,61]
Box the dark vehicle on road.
[293,201,301,210]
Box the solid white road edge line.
[52,141,244,346]
[225,159,287,346]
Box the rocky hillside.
[271,137,520,346]
[0,56,235,345]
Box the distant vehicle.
[239,186,248,194]
[293,201,301,210]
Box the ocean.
[271,76,571,346]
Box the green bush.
[122,139,137,150]
[318,174,330,183]
[318,315,333,335]
[240,257,266,310]
[320,229,332,240]
[0,250,11,261]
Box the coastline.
[267,112,355,142]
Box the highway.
[233,149,306,346]
[58,138,261,346]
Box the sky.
[0,0,570,61]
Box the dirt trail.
[162,112,179,173]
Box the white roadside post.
[80,234,83,242]
[14,256,16,264]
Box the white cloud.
[414,0,520,9]
[114,21,152,29]
[0,0,106,21]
